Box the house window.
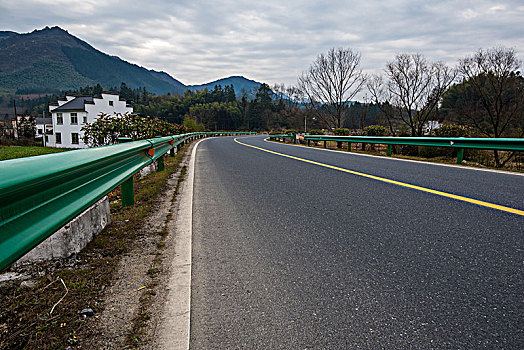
[56,132,62,144]
[57,113,63,125]
[71,133,79,144]
[109,101,114,106]
[83,116,87,124]
[70,113,78,125]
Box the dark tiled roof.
[35,118,53,124]
[51,97,94,112]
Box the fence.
[268,134,524,165]
[0,131,253,271]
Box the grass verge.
[0,144,190,349]
[0,145,71,161]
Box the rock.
[20,280,37,289]
[0,272,30,290]
[79,308,94,316]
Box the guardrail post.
[456,148,464,164]
[347,142,351,152]
[155,136,165,171]
[307,139,311,147]
[324,141,327,148]
[157,155,165,171]
[118,137,134,207]
[387,144,392,156]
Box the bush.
[285,129,298,135]
[434,124,471,137]
[333,128,350,136]
[82,113,186,147]
[364,125,389,136]
[308,129,325,135]
[268,130,282,135]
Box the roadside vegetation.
[0,144,190,349]
[0,145,70,160]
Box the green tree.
[443,47,523,167]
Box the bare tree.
[369,53,456,136]
[297,48,366,129]
[457,47,523,167]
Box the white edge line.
[260,137,524,177]
[159,138,205,350]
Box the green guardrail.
[0,131,254,271]
[268,134,297,143]
[268,134,524,164]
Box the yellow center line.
[234,138,524,217]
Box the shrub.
[434,124,471,137]
[308,129,325,135]
[364,125,389,136]
[285,129,298,135]
[333,128,350,136]
[82,113,185,147]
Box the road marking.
[234,138,524,217]
[157,139,205,350]
[262,137,524,177]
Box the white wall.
[49,93,133,148]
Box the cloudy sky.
[0,0,522,87]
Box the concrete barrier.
[15,196,111,266]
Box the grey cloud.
[0,0,522,88]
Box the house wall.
[51,111,87,148]
[48,93,133,148]
[36,124,55,146]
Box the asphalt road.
[189,135,523,349]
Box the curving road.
[189,135,524,349]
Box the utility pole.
[304,115,307,133]
[42,108,47,147]
[13,99,19,140]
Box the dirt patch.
[0,142,194,349]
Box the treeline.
[131,83,313,131]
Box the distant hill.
[0,26,185,94]
[0,26,263,98]
[189,76,261,97]
[0,31,17,40]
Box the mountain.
[0,26,263,98]
[189,76,261,96]
[0,26,185,94]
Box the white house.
[35,117,55,146]
[48,92,133,148]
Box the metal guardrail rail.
[269,134,524,164]
[0,131,253,271]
